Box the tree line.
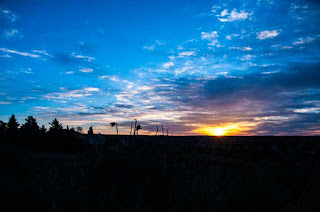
[0,114,88,136]
[0,114,173,137]
[0,114,144,136]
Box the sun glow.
[198,124,240,136]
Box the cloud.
[293,37,315,45]
[201,31,218,40]
[143,44,155,51]
[3,29,21,39]
[257,30,280,40]
[0,101,11,105]
[229,46,252,51]
[163,61,174,68]
[43,87,100,100]
[32,50,52,57]
[0,48,40,58]
[71,53,95,62]
[216,9,229,17]
[178,51,196,57]
[225,33,239,40]
[79,68,94,73]
[293,107,320,114]
[1,9,18,23]
[241,54,254,61]
[155,40,166,45]
[201,31,219,46]
[143,40,166,51]
[217,9,252,22]
[99,75,121,82]
[0,54,11,58]
[65,71,74,74]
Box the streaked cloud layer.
[1,0,320,135]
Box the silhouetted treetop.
[20,116,40,131]
[7,115,19,134]
[40,125,47,133]
[88,126,93,136]
[49,118,63,132]
[0,120,7,134]
[76,127,83,133]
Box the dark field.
[1,134,320,211]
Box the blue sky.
[1,0,320,135]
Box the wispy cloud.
[178,51,196,57]
[0,101,12,105]
[257,30,280,40]
[217,9,252,22]
[32,50,53,57]
[71,53,95,62]
[0,48,40,58]
[143,44,155,51]
[79,67,94,73]
[99,75,122,82]
[3,29,21,39]
[143,40,166,51]
[1,9,18,22]
[43,87,100,100]
[0,54,11,58]
[229,46,252,51]
[163,61,174,68]
[293,37,315,45]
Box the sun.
[198,124,239,136]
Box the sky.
[0,0,320,135]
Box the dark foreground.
[1,134,320,211]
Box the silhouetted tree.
[20,116,40,133]
[136,124,142,135]
[110,122,118,135]
[161,123,164,136]
[155,124,159,136]
[7,114,19,135]
[70,127,75,132]
[88,126,94,136]
[130,122,133,135]
[133,119,138,135]
[40,125,47,133]
[49,118,63,132]
[76,127,83,133]
[66,125,69,131]
[0,120,7,135]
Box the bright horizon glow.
[197,124,239,136]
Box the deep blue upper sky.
[1,0,320,135]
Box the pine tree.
[20,116,40,132]
[88,126,94,136]
[0,120,7,135]
[40,125,47,133]
[7,115,19,134]
[49,118,63,132]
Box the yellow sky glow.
[197,124,240,136]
